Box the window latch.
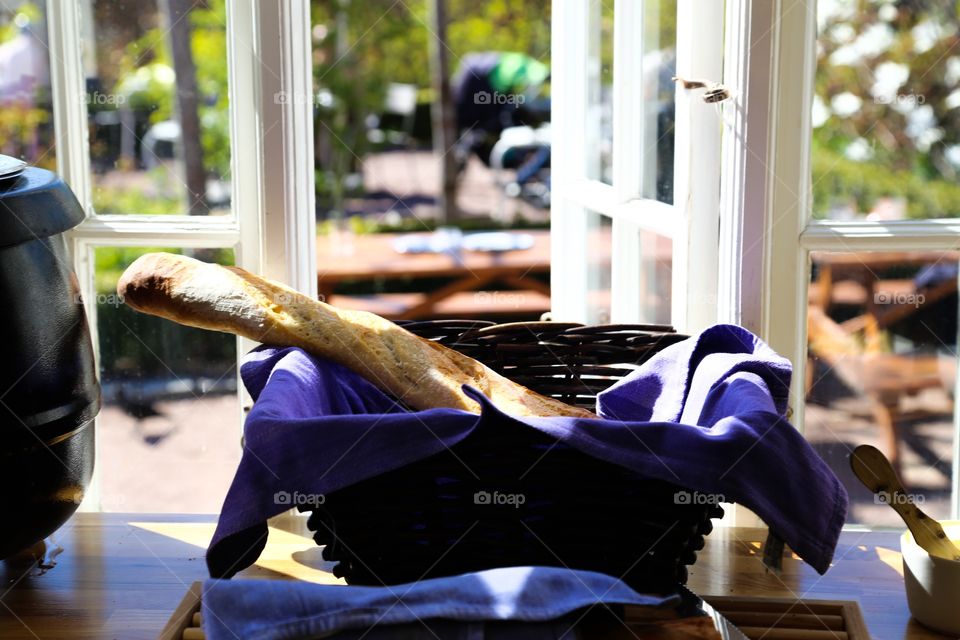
[672,76,734,104]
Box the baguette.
[117,253,595,418]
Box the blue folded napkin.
[201,566,679,640]
[206,324,847,578]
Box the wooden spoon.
[850,444,960,561]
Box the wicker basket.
[303,321,723,594]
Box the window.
[20,0,954,521]
[733,0,960,525]
[94,246,241,511]
[31,0,317,511]
[555,0,960,527]
[550,0,723,332]
[85,0,231,217]
[800,1,960,525]
[0,1,55,171]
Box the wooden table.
[0,514,946,639]
[808,250,958,475]
[810,251,958,341]
[316,230,554,320]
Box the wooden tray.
[159,583,870,640]
[701,595,870,640]
[158,582,202,640]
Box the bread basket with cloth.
[116,254,847,597]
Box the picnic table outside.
[807,250,958,476]
[316,229,612,321]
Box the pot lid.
[0,155,26,183]
[0,156,86,248]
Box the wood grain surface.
[0,514,947,639]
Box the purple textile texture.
[206,324,847,579]
[201,566,680,640]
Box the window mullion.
[226,0,317,503]
[802,220,960,251]
[228,0,316,295]
[73,240,99,511]
[718,0,777,337]
[671,0,722,334]
[609,0,644,323]
[611,0,643,201]
[46,0,93,212]
[549,0,592,322]
[69,216,241,247]
[48,0,99,511]
[765,0,817,441]
[226,0,263,275]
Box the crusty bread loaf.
[117,253,595,418]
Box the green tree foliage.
[0,2,54,170]
[109,0,229,179]
[310,0,551,206]
[311,0,551,91]
[0,1,42,44]
[814,0,960,219]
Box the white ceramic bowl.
[901,520,960,635]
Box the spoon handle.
[850,445,960,561]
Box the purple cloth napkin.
[201,566,680,640]
[206,324,847,579]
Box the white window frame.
[552,0,753,527]
[730,0,960,519]
[550,0,722,333]
[46,0,316,510]
[553,0,960,526]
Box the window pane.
[85,0,231,216]
[641,0,676,205]
[0,2,55,170]
[637,228,672,324]
[587,212,612,323]
[814,4,960,220]
[806,250,957,525]
[586,0,614,184]
[95,247,239,512]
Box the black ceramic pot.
[0,157,100,559]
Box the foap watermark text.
[674,491,724,505]
[474,91,525,106]
[874,490,924,506]
[274,491,325,507]
[875,291,925,308]
[474,490,525,508]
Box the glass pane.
[638,228,672,324]
[641,0,676,204]
[806,250,957,525]
[0,2,55,170]
[311,1,552,229]
[587,212,612,323]
[814,4,960,220]
[95,247,240,512]
[311,2,554,319]
[86,0,231,215]
[586,0,614,184]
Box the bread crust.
[117,253,596,418]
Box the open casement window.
[554,0,960,526]
[550,0,723,332]
[552,0,756,527]
[41,0,316,510]
[722,0,960,525]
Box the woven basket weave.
[304,320,723,594]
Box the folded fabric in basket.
[201,566,679,640]
[206,324,847,579]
